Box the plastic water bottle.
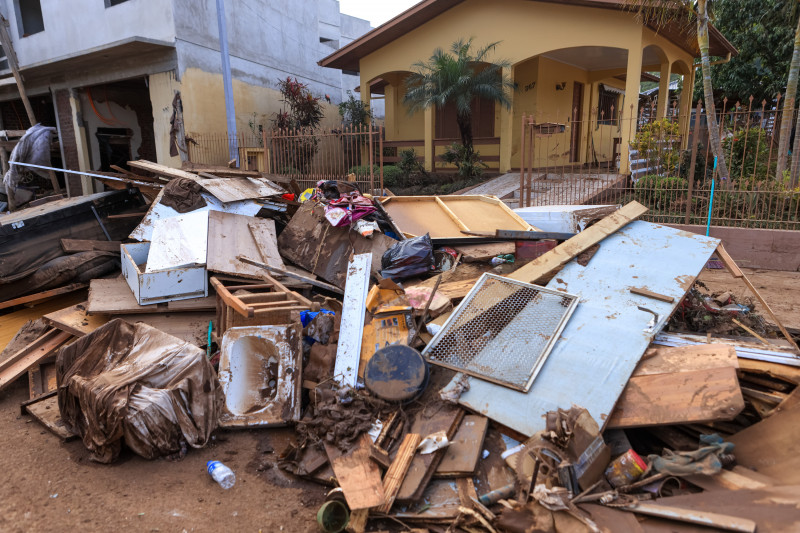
[207,460,235,489]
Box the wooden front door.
[570,81,584,163]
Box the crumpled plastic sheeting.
[2,124,55,205]
[57,319,221,463]
[648,434,734,476]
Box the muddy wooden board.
[606,366,745,428]
[277,202,395,288]
[396,403,464,502]
[449,221,720,437]
[326,434,384,510]
[0,292,86,352]
[206,211,285,279]
[190,177,284,203]
[435,414,489,477]
[46,303,213,346]
[729,401,800,485]
[453,242,515,262]
[88,278,215,315]
[24,394,76,441]
[0,329,72,393]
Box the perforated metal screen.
[422,273,578,391]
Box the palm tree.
[403,38,515,161]
[776,11,800,181]
[626,1,730,182]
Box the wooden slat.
[0,283,87,311]
[0,293,87,352]
[717,244,799,351]
[376,433,422,513]
[0,329,72,392]
[128,159,202,181]
[60,239,121,253]
[327,434,385,510]
[629,287,675,303]
[435,415,489,477]
[507,201,648,284]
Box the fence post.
[379,126,384,194]
[262,129,268,173]
[684,102,702,225]
[520,113,526,207]
[368,123,374,194]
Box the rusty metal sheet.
[447,221,720,437]
[217,324,302,427]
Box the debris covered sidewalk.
[1,165,799,533]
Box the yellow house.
[319,0,736,174]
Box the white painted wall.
[2,0,176,68]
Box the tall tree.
[627,1,730,182]
[776,14,800,180]
[693,0,794,104]
[403,38,514,160]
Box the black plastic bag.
[380,233,434,281]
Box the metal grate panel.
[423,273,578,391]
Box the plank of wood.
[120,312,214,347]
[453,242,514,262]
[636,344,738,376]
[24,395,77,441]
[397,404,465,502]
[239,256,344,294]
[436,415,489,477]
[376,433,422,513]
[607,366,745,429]
[0,283,87,311]
[0,329,72,392]
[128,159,202,181]
[684,468,769,492]
[629,287,675,303]
[507,201,647,284]
[717,244,799,352]
[88,278,215,315]
[334,254,372,388]
[0,292,87,352]
[44,303,110,337]
[327,434,385,510]
[206,211,285,278]
[620,501,757,532]
[60,239,121,253]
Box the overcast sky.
[339,0,420,27]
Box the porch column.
[678,68,694,147]
[424,107,434,172]
[656,62,672,119]
[619,45,643,175]
[360,78,371,114]
[499,65,514,173]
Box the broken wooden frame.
[210,275,317,340]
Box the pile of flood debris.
[2,163,800,533]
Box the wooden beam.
[376,433,422,513]
[0,329,72,392]
[0,16,36,126]
[127,159,202,181]
[0,283,87,311]
[717,244,799,352]
[629,287,675,303]
[507,201,648,284]
[60,239,121,253]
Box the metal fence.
[187,124,384,194]
[520,97,800,230]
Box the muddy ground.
[0,378,327,533]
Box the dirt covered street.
[0,378,325,533]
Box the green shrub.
[382,165,403,187]
[347,164,379,178]
[440,143,486,180]
[630,119,681,177]
[634,174,688,210]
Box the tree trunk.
[457,112,474,158]
[776,14,800,180]
[791,109,800,186]
[697,0,730,182]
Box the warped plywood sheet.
[447,221,720,437]
[129,189,261,242]
[192,177,284,203]
[206,211,284,279]
[145,210,209,272]
[381,195,538,239]
[88,277,215,315]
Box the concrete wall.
[1,0,175,68]
[667,224,800,272]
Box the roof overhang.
[319,0,737,73]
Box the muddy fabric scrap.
[160,177,207,213]
[57,319,221,463]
